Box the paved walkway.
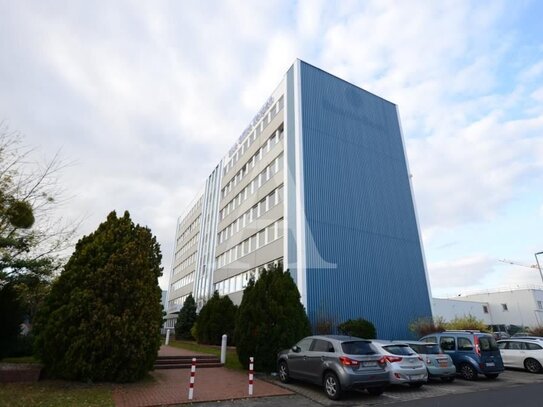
[112,346,291,406]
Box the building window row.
[223,95,284,177]
[220,152,284,221]
[168,293,190,310]
[214,258,283,296]
[175,252,197,275]
[177,216,200,244]
[218,185,284,245]
[222,127,283,199]
[176,232,199,259]
[216,218,284,269]
[172,272,195,291]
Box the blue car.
[419,330,504,380]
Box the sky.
[1,0,542,298]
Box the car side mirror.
[291,346,301,353]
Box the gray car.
[399,341,456,382]
[277,335,389,400]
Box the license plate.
[438,361,448,367]
[486,362,495,367]
[363,361,377,367]
[409,374,423,380]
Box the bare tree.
[0,122,79,282]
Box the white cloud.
[1,0,542,293]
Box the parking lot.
[269,369,543,406]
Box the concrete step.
[154,355,222,370]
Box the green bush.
[196,292,237,345]
[175,294,197,340]
[337,318,377,339]
[409,316,447,338]
[34,211,164,382]
[447,315,489,331]
[235,266,311,372]
[0,282,25,359]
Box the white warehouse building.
[433,285,543,329]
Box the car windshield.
[479,336,499,351]
[410,343,441,354]
[383,345,415,356]
[341,341,376,355]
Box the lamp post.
[535,251,543,285]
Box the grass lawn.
[0,381,114,407]
[168,339,243,370]
[1,356,40,364]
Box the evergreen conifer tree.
[196,291,237,345]
[175,294,197,340]
[34,211,163,382]
[235,266,311,372]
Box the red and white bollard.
[188,357,196,400]
[248,356,254,396]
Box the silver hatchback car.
[371,340,428,387]
[277,335,389,400]
[399,341,456,382]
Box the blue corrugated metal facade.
[296,61,432,339]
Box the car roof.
[308,335,370,342]
[498,337,543,342]
[397,340,437,345]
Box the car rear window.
[383,345,415,356]
[341,341,376,355]
[479,336,499,351]
[411,344,441,354]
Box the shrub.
[175,294,197,340]
[34,211,164,382]
[196,292,237,345]
[409,316,447,338]
[235,266,311,372]
[447,315,489,331]
[529,325,543,337]
[337,318,377,339]
[0,282,25,359]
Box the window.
[502,303,509,311]
[295,338,313,352]
[421,336,437,344]
[538,301,543,310]
[440,337,455,351]
[483,305,489,314]
[457,337,473,351]
[341,341,375,355]
[383,345,415,356]
[311,340,335,353]
[526,342,542,350]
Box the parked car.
[370,340,428,388]
[511,332,533,337]
[398,340,456,382]
[419,330,504,380]
[277,335,389,400]
[497,338,543,373]
[492,331,510,340]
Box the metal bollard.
[249,357,254,396]
[188,357,196,400]
[165,328,171,345]
[220,334,227,364]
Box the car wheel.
[524,358,542,373]
[367,386,385,396]
[460,363,478,380]
[485,373,499,379]
[278,361,290,383]
[408,382,424,388]
[441,376,455,383]
[324,372,342,400]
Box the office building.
[165,60,432,339]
